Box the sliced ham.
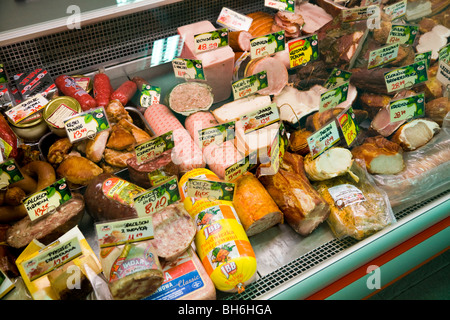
[244,56,288,96]
[297,2,333,34]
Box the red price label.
[144,195,168,214]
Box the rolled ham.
[144,104,205,173]
[185,111,243,179]
[244,56,288,96]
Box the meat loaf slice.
[151,202,196,261]
[6,193,85,249]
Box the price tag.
[23,178,72,221]
[250,31,286,60]
[232,71,268,100]
[140,84,161,108]
[187,179,236,201]
[368,43,399,69]
[341,5,379,23]
[21,237,82,281]
[134,131,174,165]
[224,150,258,182]
[198,121,236,148]
[386,24,419,45]
[384,60,428,93]
[5,94,48,124]
[438,44,450,64]
[133,176,181,217]
[0,159,23,189]
[264,0,295,12]
[194,28,229,54]
[337,107,360,147]
[172,58,205,80]
[240,103,279,134]
[96,216,154,248]
[287,34,319,68]
[307,121,341,159]
[64,107,110,143]
[319,82,349,113]
[436,60,450,87]
[384,0,407,21]
[0,270,15,299]
[216,7,253,32]
[324,68,352,89]
[415,51,432,68]
[389,92,425,122]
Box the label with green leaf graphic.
[232,71,268,100]
[172,58,205,80]
[389,92,425,123]
[386,24,419,45]
[384,0,407,21]
[240,103,279,134]
[324,68,352,89]
[368,43,399,69]
[415,51,432,68]
[140,84,161,108]
[133,176,180,217]
[198,121,236,148]
[288,34,319,68]
[224,150,258,182]
[439,44,450,64]
[64,107,110,143]
[134,130,175,165]
[319,81,349,113]
[0,159,23,188]
[264,0,295,13]
[187,179,236,201]
[341,5,379,22]
[23,178,72,221]
[384,60,428,93]
[194,28,229,54]
[250,30,286,60]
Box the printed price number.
[393,109,407,119]
[52,253,70,267]
[72,127,88,140]
[391,79,406,91]
[198,42,219,52]
[144,195,168,215]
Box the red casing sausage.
[55,75,97,111]
[93,73,113,107]
[110,80,137,106]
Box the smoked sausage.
[110,80,137,106]
[55,75,97,111]
[93,73,113,107]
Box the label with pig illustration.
[250,30,286,60]
[96,216,154,248]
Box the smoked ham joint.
[0,0,449,301]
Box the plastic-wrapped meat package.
[143,104,205,173]
[178,21,235,103]
[185,111,243,179]
[370,113,450,207]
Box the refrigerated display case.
[0,0,449,300]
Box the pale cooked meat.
[85,129,110,163]
[117,119,151,144]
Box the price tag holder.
[187,179,236,201]
[232,71,268,100]
[436,60,450,87]
[383,0,407,21]
[368,43,399,69]
[194,28,229,54]
[324,68,352,89]
[389,92,425,122]
[96,216,154,248]
[139,84,161,108]
[337,107,360,147]
[64,107,110,143]
[438,44,450,64]
[240,103,280,134]
[384,60,428,93]
[386,24,419,45]
[0,159,24,189]
[250,31,286,60]
[198,121,236,148]
[264,0,295,13]
[216,7,253,32]
[133,176,181,217]
[5,94,48,124]
[307,121,341,160]
[224,150,258,182]
[172,58,205,80]
[287,34,319,68]
[22,178,72,221]
[415,51,432,69]
[319,81,349,113]
[21,236,82,282]
[134,131,174,165]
